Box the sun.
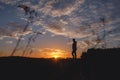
[54,55,59,59]
[51,53,60,59]
[50,51,61,59]
[44,49,67,59]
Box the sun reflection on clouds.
[50,49,63,58]
[31,48,69,58]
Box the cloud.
[43,17,120,49]
[0,0,21,5]
[6,41,13,44]
[51,0,82,17]
[44,22,66,35]
[44,20,97,38]
[39,0,120,49]
[38,0,84,17]
[0,0,120,49]
[0,22,32,39]
[29,48,69,58]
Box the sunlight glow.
[30,48,69,58]
[54,55,59,59]
[50,49,63,59]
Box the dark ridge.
[0,48,120,80]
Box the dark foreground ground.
[0,48,120,80]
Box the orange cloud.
[29,48,70,58]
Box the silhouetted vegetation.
[11,4,44,56]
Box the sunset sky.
[0,0,120,58]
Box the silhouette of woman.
[72,38,77,59]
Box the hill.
[0,48,120,80]
[0,57,82,80]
